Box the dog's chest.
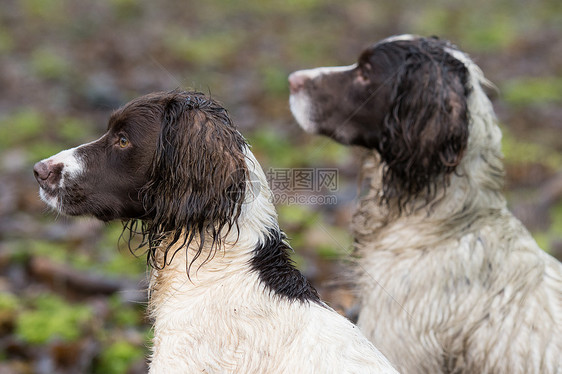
[148,264,316,373]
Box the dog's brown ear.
[142,92,248,270]
[379,41,470,209]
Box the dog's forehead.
[358,42,410,68]
[380,34,420,44]
[368,34,420,53]
[362,35,467,68]
[107,109,128,132]
[107,98,158,132]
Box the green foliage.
[502,77,562,106]
[58,117,95,143]
[412,7,455,40]
[290,252,306,271]
[31,47,70,80]
[102,222,132,250]
[164,29,243,67]
[0,109,44,150]
[28,240,69,264]
[307,223,352,260]
[534,0,562,22]
[26,223,145,278]
[260,65,289,96]
[501,126,562,170]
[302,137,351,166]
[109,299,143,328]
[217,0,323,16]
[0,294,18,361]
[99,223,146,277]
[461,13,517,51]
[96,341,144,374]
[106,0,143,21]
[21,0,67,23]
[144,328,154,346]
[289,38,333,65]
[16,294,92,345]
[0,26,14,54]
[0,293,19,312]
[101,252,146,277]
[277,204,319,248]
[28,142,68,163]
[316,244,342,260]
[532,231,550,253]
[550,202,562,236]
[277,204,319,229]
[529,196,562,255]
[0,109,94,161]
[248,128,350,168]
[248,128,301,167]
[413,4,518,51]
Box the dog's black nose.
[34,161,61,189]
[34,161,50,181]
[288,72,307,93]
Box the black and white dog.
[289,35,562,373]
[34,91,398,373]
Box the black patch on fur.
[251,228,321,303]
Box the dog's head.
[34,91,248,266]
[289,35,472,206]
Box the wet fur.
[136,93,248,271]
[289,35,562,373]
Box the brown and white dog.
[34,91,398,374]
[289,35,562,373]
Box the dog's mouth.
[38,182,90,217]
[38,186,64,213]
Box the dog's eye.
[355,69,370,84]
[352,62,372,85]
[119,136,129,148]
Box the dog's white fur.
[290,35,562,373]
[37,145,85,208]
[39,143,398,373]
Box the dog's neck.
[146,234,265,373]
[354,68,506,245]
[146,147,319,372]
[147,149,278,306]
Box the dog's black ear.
[378,43,470,208]
[142,92,248,269]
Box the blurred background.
[0,0,561,372]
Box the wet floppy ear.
[379,52,470,206]
[142,98,248,268]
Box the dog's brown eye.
[119,136,129,148]
[355,69,369,84]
